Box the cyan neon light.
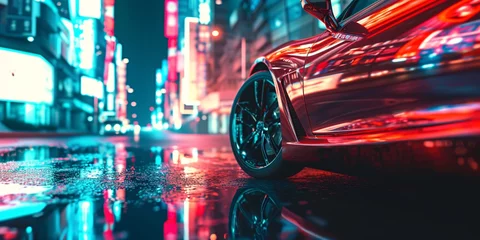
[0,47,54,105]
[107,93,114,111]
[81,76,104,99]
[199,0,211,25]
[107,63,116,93]
[77,19,96,71]
[78,0,102,19]
[422,63,436,69]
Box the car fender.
[249,57,299,143]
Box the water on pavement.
[0,133,479,239]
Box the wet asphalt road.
[0,132,479,240]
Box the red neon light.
[438,0,480,23]
[394,31,436,60]
[168,56,177,82]
[168,38,178,82]
[103,0,115,87]
[164,204,178,239]
[168,38,177,49]
[116,62,127,120]
[104,0,115,37]
[164,0,178,38]
[103,39,116,84]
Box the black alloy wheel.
[229,188,283,240]
[229,71,303,179]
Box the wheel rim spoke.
[260,135,270,165]
[254,81,261,110]
[266,133,279,153]
[265,100,278,119]
[237,103,257,122]
[260,195,269,220]
[239,204,255,226]
[254,80,266,117]
[240,131,257,151]
[267,119,280,128]
[260,79,266,116]
[265,205,280,225]
[237,120,254,129]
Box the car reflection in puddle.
[230,186,335,240]
[231,176,480,240]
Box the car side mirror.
[301,0,368,41]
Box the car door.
[302,0,459,136]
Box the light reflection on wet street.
[0,133,479,239]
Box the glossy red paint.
[248,0,480,164]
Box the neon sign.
[77,19,96,71]
[81,76,104,99]
[165,0,178,37]
[78,0,102,19]
[0,48,54,105]
[199,0,211,25]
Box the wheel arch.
[249,61,270,76]
[249,57,300,143]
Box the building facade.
[163,0,213,133]
[0,0,122,133]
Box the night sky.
[115,0,167,126]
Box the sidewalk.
[146,130,229,140]
[0,129,90,139]
[0,122,91,138]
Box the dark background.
[116,0,167,126]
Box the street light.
[123,58,129,64]
[210,30,247,80]
[131,102,137,107]
[128,88,134,93]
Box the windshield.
[338,0,380,21]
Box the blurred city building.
[161,0,352,134]
[151,59,168,129]
[0,0,127,134]
[113,43,128,124]
[159,0,211,133]
[163,0,180,131]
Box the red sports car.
[230,0,480,178]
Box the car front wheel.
[229,71,303,179]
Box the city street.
[2,0,480,238]
[0,133,479,239]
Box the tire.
[229,71,303,179]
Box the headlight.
[105,124,112,131]
[113,124,121,132]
